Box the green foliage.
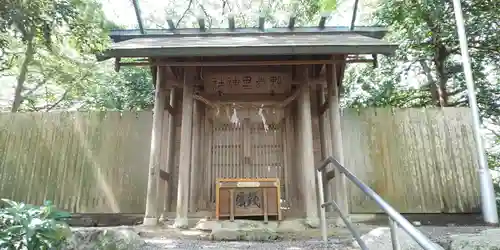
[0,0,153,112]
[342,1,500,209]
[320,0,336,12]
[0,0,112,112]
[78,65,154,111]
[0,0,109,53]
[0,199,72,250]
[295,0,322,22]
[343,0,499,124]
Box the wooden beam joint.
[325,169,335,181]
[114,58,121,72]
[258,15,265,31]
[198,17,206,31]
[319,98,329,116]
[160,169,171,181]
[279,87,301,108]
[228,14,235,30]
[165,103,175,115]
[167,19,176,31]
[288,16,296,30]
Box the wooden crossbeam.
[119,59,373,67]
[199,93,289,103]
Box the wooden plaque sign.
[216,178,282,221]
[204,72,291,94]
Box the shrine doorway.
[206,107,287,210]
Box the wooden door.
[208,119,284,207]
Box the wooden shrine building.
[98,15,398,228]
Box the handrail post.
[316,156,438,250]
[322,200,369,250]
[316,169,328,243]
[389,217,400,250]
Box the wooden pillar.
[143,66,166,226]
[157,89,169,219]
[282,108,291,211]
[297,66,319,227]
[294,102,304,214]
[162,88,178,217]
[285,107,297,214]
[189,98,201,212]
[204,117,213,209]
[326,63,349,223]
[317,88,333,212]
[174,68,195,228]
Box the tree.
[343,0,499,111]
[341,0,500,178]
[0,0,109,112]
[145,0,324,29]
[78,63,153,111]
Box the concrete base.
[304,217,320,228]
[334,217,348,227]
[143,217,158,226]
[206,220,280,241]
[173,217,189,229]
[158,214,167,222]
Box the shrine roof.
[98,26,397,60]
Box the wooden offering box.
[215,178,282,221]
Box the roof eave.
[108,26,391,43]
[98,44,398,61]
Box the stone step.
[66,223,500,250]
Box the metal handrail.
[316,156,438,250]
[325,196,369,249]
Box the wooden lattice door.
[209,118,284,205]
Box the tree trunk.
[433,44,450,107]
[422,11,450,107]
[420,60,440,106]
[11,40,34,112]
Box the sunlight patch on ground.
[180,230,205,236]
[144,238,177,248]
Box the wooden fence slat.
[0,108,481,214]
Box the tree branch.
[33,90,70,112]
[198,3,212,28]
[45,90,69,111]
[11,40,35,112]
[176,0,194,28]
[22,80,47,98]
[221,0,232,15]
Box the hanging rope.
[193,87,301,130]
[229,103,240,127]
[257,104,269,132]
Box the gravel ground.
[418,225,491,238]
[138,226,494,250]
[141,238,349,249]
